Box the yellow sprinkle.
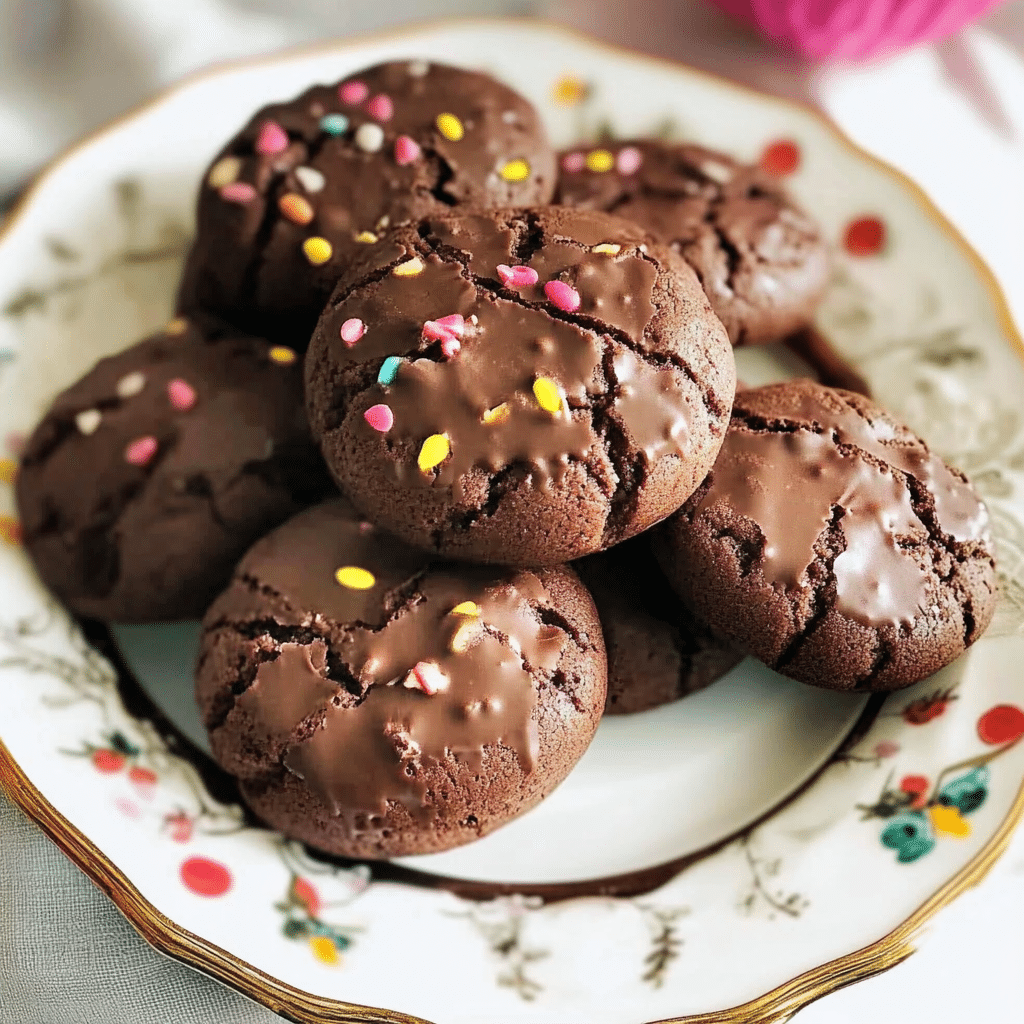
[592,243,621,255]
[435,113,464,141]
[450,601,480,617]
[335,565,376,590]
[585,149,615,173]
[207,156,242,189]
[418,433,450,473]
[279,193,314,225]
[302,236,333,265]
[552,76,590,106]
[533,377,563,414]
[500,159,530,182]
[165,316,188,336]
[354,230,378,243]
[308,936,340,966]
[393,257,425,277]
[481,403,510,425]
[0,457,17,485]
[269,346,297,365]
[450,619,481,654]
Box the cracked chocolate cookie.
[574,536,741,715]
[555,140,830,348]
[196,499,607,858]
[304,206,736,566]
[177,60,557,344]
[654,380,997,692]
[15,316,332,622]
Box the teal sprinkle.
[320,113,349,136]
[377,356,402,386]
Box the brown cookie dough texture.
[305,206,736,567]
[15,316,332,622]
[574,537,741,715]
[196,500,607,858]
[178,60,557,343]
[556,140,831,347]
[655,380,997,692]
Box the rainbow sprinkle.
[533,377,563,414]
[319,113,349,136]
[208,157,241,188]
[364,404,393,432]
[435,113,464,141]
[377,356,402,386]
[302,237,333,265]
[418,434,450,473]
[500,159,530,182]
[269,346,297,365]
[335,565,376,590]
[393,257,425,277]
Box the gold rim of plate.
[1,17,1022,1024]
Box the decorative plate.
[2,19,1024,1024]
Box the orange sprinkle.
[0,515,22,546]
[279,193,314,225]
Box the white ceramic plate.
[2,19,1024,1024]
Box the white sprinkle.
[701,160,734,184]
[501,110,518,125]
[294,166,325,193]
[75,409,101,435]
[116,371,146,398]
[375,214,390,231]
[355,123,385,153]
[407,60,430,77]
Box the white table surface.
[2,4,1023,1022]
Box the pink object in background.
[708,0,1005,58]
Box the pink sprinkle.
[255,121,288,155]
[496,264,539,288]
[364,404,394,432]
[125,435,158,466]
[440,336,461,359]
[219,182,256,204]
[167,379,197,412]
[404,661,448,695]
[394,135,421,165]
[435,313,465,335]
[366,94,394,122]
[339,80,369,105]
[561,151,585,173]
[616,146,643,175]
[544,279,581,312]
[422,317,463,342]
[340,318,365,346]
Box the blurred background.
[1,0,1022,197]
[2,3,1024,1024]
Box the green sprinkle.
[377,356,402,386]
[320,114,349,136]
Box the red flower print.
[902,688,957,725]
[978,705,1024,746]
[164,812,193,844]
[180,856,231,897]
[844,216,886,257]
[760,139,801,176]
[292,876,321,916]
[92,749,125,773]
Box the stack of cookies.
[15,60,998,860]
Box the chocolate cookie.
[655,380,997,692]
[196,500,607,858]
[574,537,741,715]
[556,140,830,347]
[15,316,332,622]
[178,60,557,344]
[305,206,736,566]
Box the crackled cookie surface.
[16,316,331,622]
[196,500,606,858]
[655,380,997,692]
[556,140,830,348]
[178,60,557,343]
[574,536,741,715]
[305,205,735,566]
